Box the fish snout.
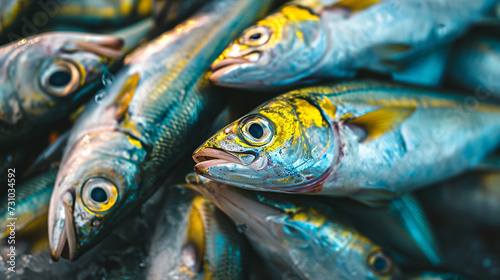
[49,191,77,261]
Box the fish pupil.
[249,123,264,139]
[249,33,262,40]
[91,187,108,203]
[373,257,387,272]
[49,70,71,87]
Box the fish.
[147,185,248,280]
[329,194,444,267]
[416,170,500,228]
[50,0,153,29]
[48,0,274,261]
[0,133,67,257]
[193,80,500,204]
[186,173,402,280]
[447,32,500,98]
[209,0,499,89]
[1,169,55,257]
[0,18,156,148]
[0,32,124,147]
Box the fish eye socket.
[240,26,271,46]
[81,177,118,214]
[40,59,81,97]
[240,115,273,146]
[367,250,395,276]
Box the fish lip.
[49,192,78,261]
[210,58,252,83]
[73,37,125,60]
[193,147,258,171]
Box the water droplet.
[94,90,106,104]
[236,224,249,233]
[101,71,114,87]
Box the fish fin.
[391,46,449,87]
[106,73,140,120]
[331,0,383,11]
[392,194,444,266]
[346,107,416,142]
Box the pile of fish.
[1,0,500,279]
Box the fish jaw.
[49,191,77,260]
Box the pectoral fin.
[106,73,140,120]
[346,107,415,142]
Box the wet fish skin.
[48,0,274,261]
[210,0,498,89]
[147,186,248,280]
[448,33,500,98]
[0,32,124,147]
[186,174,401,280]
[193,80,500,203]
[50,0,153,28]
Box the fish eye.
[367,250,395,276]
[81,177,118,214]
[240,115,273,146]
[240,26,271,46]
[40,59,81,97]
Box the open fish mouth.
[73,37,125,60]
[193,147,258,171]
[49,191,78,261]
[209,52,261,83]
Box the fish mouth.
[49,192,78,261]
[74,37,125,60]
[193,147,260,173]
[210,52,261,83]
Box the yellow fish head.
[193,94,338,192]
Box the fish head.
[0,32,123,124]
[210,6,326,88]
[186,174,399,279]
[48,131,147,260]
[270,208,399,279]
[193,94,338,192]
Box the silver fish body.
[50,0,152,28]
[448,33,500,98]
[187,174,402,280]
[147,186,248,280]
[48,0,274,261]
[210,0,498,89]
[193,80,500,203]
[153,0,206,27]
[330,194,443,266]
